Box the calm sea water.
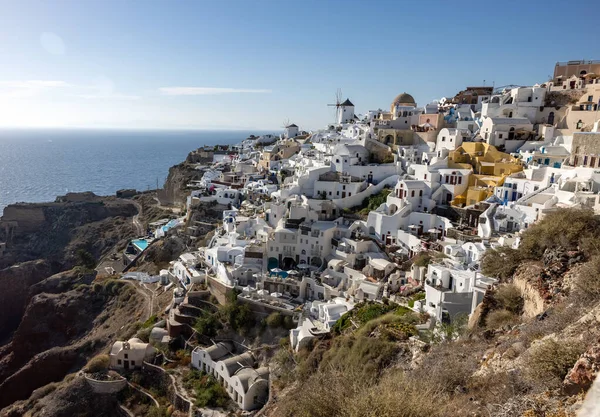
[0,128,270,215]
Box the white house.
[109,338,156,370]
[191,343,269,411]
[436,128,467,151]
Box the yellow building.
[448,142,523,206]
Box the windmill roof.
[286,124,298,128]
[341,99,354,106]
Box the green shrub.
[407,292,425,308]
[519,208,600,259]
[574,256,600,301]
[413,252,432,267]
[481,247,523,280]
[84,354,109,373]
[494,284,524,314]
[485,309,517,330]
[76,249,97,270]
[142,314,158,328]
[526,338,585,384]
[184,371,230,408]
[194,312,222,338]
[266,312,283,328]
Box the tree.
[76,249,97,270]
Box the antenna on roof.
[327,88,343,123]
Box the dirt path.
[131,201,145,236]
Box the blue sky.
[0,0,598,130]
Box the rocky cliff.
[0,260,57,341]
[0,270,147,411]
[0,193,137,269]
[157,161,205,206]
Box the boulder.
[563,342,600,395]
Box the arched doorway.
[310,257,322,268]
[547,111,555,125]
[508,127,515,140]
[384,135,393,145]
[282,257,296,270]
[267,257,279,270]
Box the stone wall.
[207,275,234,305]
[84,374,127,394]
[141,362,192,414]
[237,297,295,318]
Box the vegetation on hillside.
[269,209,600,417]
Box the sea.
[0,128,272,215]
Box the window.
[124,354,128,359]
[411,190,415,197]
[458,177,462,184]
[441,136,446,142]
[419,190,423,196]
[131,361,135,366]
[118,359,122,365]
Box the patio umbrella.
[287,270,299,276]
[270,292,283,298]
[297,264,310,269]
[270,267,283,275]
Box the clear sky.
[0,0,598,131]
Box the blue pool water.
[161,219,179,232]
[132,239,149,251]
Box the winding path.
[131,201,145,236]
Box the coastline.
[0,129,269,215]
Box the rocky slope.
[0,260,57,341]
[0,193,137,269]
[1,374,124,417]
[0,270,147,411]
[157,161,205,206]
[264,209,600,417]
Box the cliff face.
[0,194,137,269]
[0,260,56,340]
[0,374,124,417]
[0,270,147,410]
[157,162,204,206]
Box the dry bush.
[519,209,600,259]
[468,371,530,408]
[344,371,449,417]
[415,339,483,393]
[481,247,523,280]
[573,256,600,302]
[319,335,400,377]
[525,338,586,387]
[84,354,110,373]
[277,368,450,417]
[495,284,524,314]
[486,309,518,330]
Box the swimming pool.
[161,219,179,233]
[132,238,149,251]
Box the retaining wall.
[141,361,192,414]
[84,374,127,394]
